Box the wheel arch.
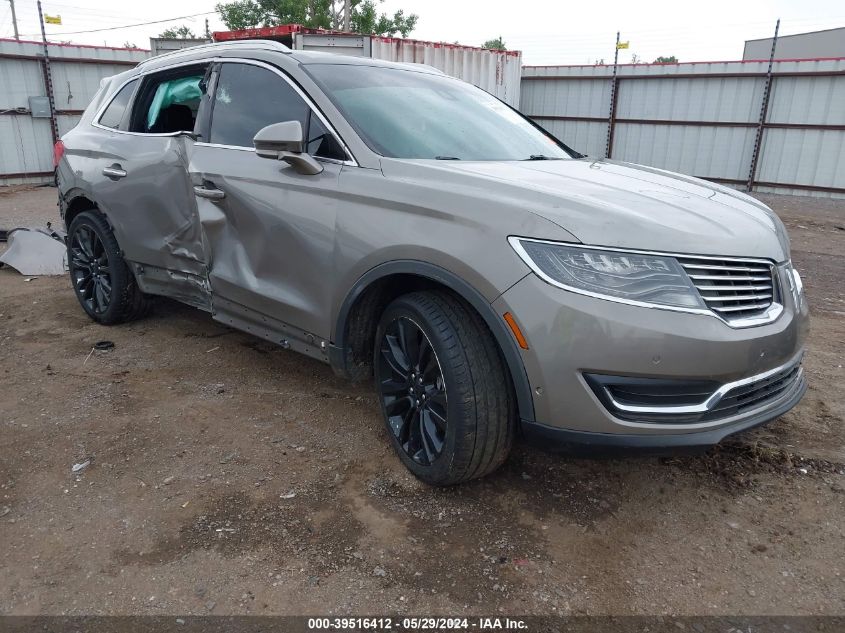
[330,260,535,423]
[62,190,102,231]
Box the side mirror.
[253,121,323,175]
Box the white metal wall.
[522,59,845,197]
[0,39,147,185]
[370,37,522,107]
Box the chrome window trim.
[193,141,349,166]
[210,57,357,166]
[602,354,804,416]
[508,236,785,328]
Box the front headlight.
[509,237,704,310]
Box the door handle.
[193,185,226,200]
[102,165,127,179]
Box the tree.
[216,0,417,37]
[654,55,678,63]
[630,53,641,64]
[159,25,197,39]
[482,36,506,50]
[122,41,138,49]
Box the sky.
[0,0,842,65]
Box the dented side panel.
[189,143,342,339]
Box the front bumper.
[493,269,809,446]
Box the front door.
[189,60,352,348]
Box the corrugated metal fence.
[522,59,845,197]
[1,39,147,185]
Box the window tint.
[210,63,309,148]
[98,79,138,129]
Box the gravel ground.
[0,186,843,616]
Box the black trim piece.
[585,373,718,409]
[521,374,806,453]
[332,261,535,423]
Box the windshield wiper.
[435,156,461,160]
[525,154,561,161]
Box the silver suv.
[56,41,808,485]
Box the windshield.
[305,64,573,161]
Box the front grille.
[678,256,777,321]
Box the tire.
[67,210,151,325]
[374,291,515,485]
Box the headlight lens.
[510,238,705,309]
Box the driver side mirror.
[253,121,323,175]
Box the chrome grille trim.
[678,256,780,324]
[602,354,804,418]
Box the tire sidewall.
[374,299,471,485]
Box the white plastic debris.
[71,460,91,473]
[0,228,67,276]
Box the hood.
[383,158,789,262]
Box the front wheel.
[374,291,515,485]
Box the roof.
[744,25,845,44]
[137,39,291,67]
[135,39,445,75]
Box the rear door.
[91,63,212,307]
[189,60,352,345]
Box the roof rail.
[138,39,291,66]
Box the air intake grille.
[678,257,777,320]
[702,363,803,421]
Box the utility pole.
[37,0,59,145]
[343,0,351,32]
[8,0,20,40]
[205,17,211,41]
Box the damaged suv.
[56,40,808,485]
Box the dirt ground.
[0,186,843,617]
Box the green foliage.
[654,55,678,63]
[482,36,506,50]
[159,25,197,39]
[215,0,417,37]
[352,1,417,37]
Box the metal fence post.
[605,32,621,159]
[746,19,780,192]
[37,0,59,146]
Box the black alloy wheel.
[374,291,515,486]
[70,224,112,316]
[377,316,448,465]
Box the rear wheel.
[67,210,151,324]
[374,291,515,485]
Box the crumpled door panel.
[98,135,206,277]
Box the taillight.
[53,140,65,167]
